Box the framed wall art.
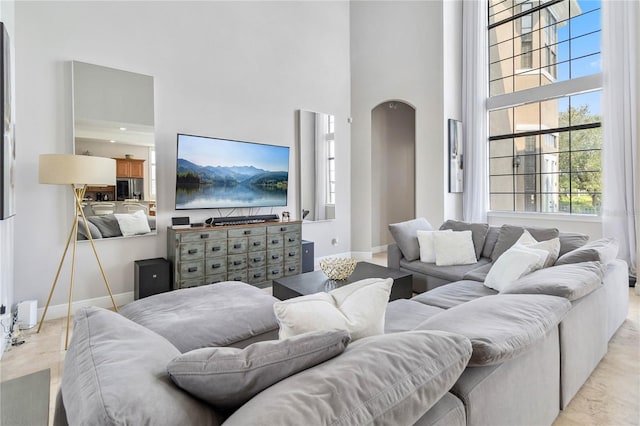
[0,22,14,220]
[448,119,463,193]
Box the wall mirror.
[298,110,336,221]
[72,61,157,239]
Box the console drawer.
[205,240,228,257]
[180,260,205,280]
[248,235,266,252]
[181,230,226,243]
[204,274,226,285]
[284,245,301,262]
[248,267,267,284]
[228,237,248,254]
[267,235,284,249]
[248,251,266,268]
[267,249,284,266]
[180,242,205,261]
[227,254,248,272]
[179,278,204,289]
[205,257,227,275]
[227,270,248,282]
[268,266,284,280]
[284,232,301,247]
[229,227,266,238]
[284,261,300,276]
[267,224,301,234]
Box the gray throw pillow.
[555,238,619,266]
[439,220,489,260]
[491,224,559,262]
[223,331,472,426]
[389,217,433,261]
[87,214,123,238]
[167,329,351,409]
[558,232,589,256]
[77,217,102,240]
[501,261,604,301]
[62,307,219,426]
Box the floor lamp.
[37,154,118,349]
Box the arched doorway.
[371,101,416,250]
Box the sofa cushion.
[223,331,472,426]
[558,232,590,256]
[463,262,493,282]
[502,261,604,301]
[412,280,497,310]
[417,229,452,263]
[491,224,559,262]
[417,294,571,366]
[119,282,279,352]
[555,238,619,266]
[384,299,444,333]
[433,230,478,266]
[400,257,491,283]
[389,217,434,261]
[484,244,548,291]
[167,329,350,409]
[61,307,219,426]
[77,216,102,240]
[439,220,490,260]
[114,210,151,236]
[87,214,123,238]
[481,226,501,259]
[274,278,393,340]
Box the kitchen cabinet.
[116,158,145,178]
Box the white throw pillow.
[484,243,549,292]
[433,230,477,266]
[273,278,393,341]
[417,230,452,263]
[516,230,561,267]
[114,210,151,237]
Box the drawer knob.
[253,258,262,263]
[280,227,286,232]
[233,260,243,266]
[234,244,242,249]
[272,255,280,260]
[200,234,209,239]
[271,239,279,244]
[288,266,296,272]
[272,270,279,275]
[253,242,261,246]
[188,267,198,273]
[188,249,198,254]
[212,246,221,251]
[288,252,295,257]
[253,273,262,278]
[288,238,295,242]
[211,263,221,269]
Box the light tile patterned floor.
[1,253,638,426]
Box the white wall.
[350,1,459,255]
[0,0,15,357]
[14,1,351,311]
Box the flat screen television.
[175,133,290,210]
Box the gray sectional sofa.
[54,220,629,426]
[386,219,629,424]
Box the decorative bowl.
[319,258,358,280]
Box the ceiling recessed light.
[109,140,116,143]
[119,127,127,131]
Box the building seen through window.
[488,0,602,214]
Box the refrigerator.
[116,178,144,201]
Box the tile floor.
[1,252,638,426]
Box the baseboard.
[371,245,388,254]
[37,292,134,322]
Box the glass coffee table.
[272,261,413,301]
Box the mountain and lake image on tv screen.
[175,134,290,209]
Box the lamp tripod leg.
[65,214,80,350]
[37,213,77,335]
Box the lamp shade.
[39,154,116,185]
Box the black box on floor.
[301,240,314,273]
[134,258,171,300]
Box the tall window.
[488,0,602,215]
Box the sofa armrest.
[388,243,403,269]
[224,331,472,426]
